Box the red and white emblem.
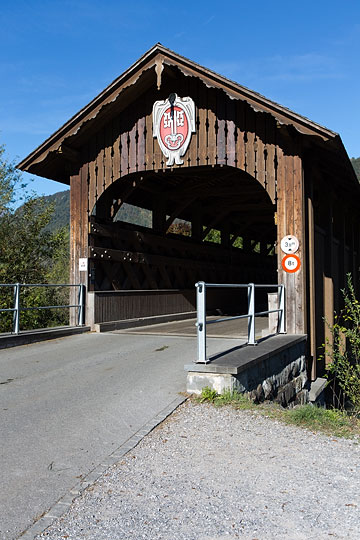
[153,93,195,166]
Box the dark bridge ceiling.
[98,165,276,244]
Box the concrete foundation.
[308,377,327,406]
[185,334,308,407]
[0,325,90,350]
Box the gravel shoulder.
[38,401,360,540]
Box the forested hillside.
[43,190,152,231]
[43,190,70,232]
[351,157,360,180]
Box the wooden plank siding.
[112,116,121,181]
[104,123,113,190]
[245,106,256,179]
[84,86,279,216]
[226,99,236,168]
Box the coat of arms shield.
[153,93,196,166]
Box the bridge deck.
[117,315,270,339]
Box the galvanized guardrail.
[195,281,286,363]
[0,283,85,334]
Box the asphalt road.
[0,331,206,539]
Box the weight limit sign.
[282,254,301,273]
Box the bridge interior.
[89,165,277,323]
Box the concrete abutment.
[185,334,309,407]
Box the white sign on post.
[280,235,299,254]
[79,258,88,272]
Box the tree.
[0,144,27,212]
[0,144,69,332]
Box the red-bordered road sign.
[282,254,301,273]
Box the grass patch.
[195,387,256,410]
[195,387,360,439]
[281,404,359,438]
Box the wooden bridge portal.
[18,44,360,380]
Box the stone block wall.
[186,336,308,408]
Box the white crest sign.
[153,93,195,166]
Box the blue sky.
[1,0,359,196]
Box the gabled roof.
[18,43,344,184]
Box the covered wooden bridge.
[18,44,360,380]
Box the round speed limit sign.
[282,254,301,273]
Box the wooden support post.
[340,214,346,291]
[165,197,196,230]
[191,202,203,241]
[70,159,89,325]
[276,138,306,335]
[243,237,251,253]
[152,194,167,234]
[260,241,267,256]
[324,197,334,368]
[96,188,113,219]
[221,222,230,249]
[307,178,317,380]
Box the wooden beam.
[324,196,334,368]
[307,179,316,380]
[191,201,203,241]
[57,144,81,163]
[221,222,230,248]
[89,218,276,266]
[230,220,257,245]
[165,197,197,230]
[88,246,274,275]
[202,210,229,240]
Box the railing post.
[13,283,20,335]
[195,281,207,363]
[77,284,85,326]
[247,283,256,345]
[278,284,286,334]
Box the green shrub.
[322,274,360,414]
[199,386,218,403]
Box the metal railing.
[0,283,85,334]
[195,281,286,363]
